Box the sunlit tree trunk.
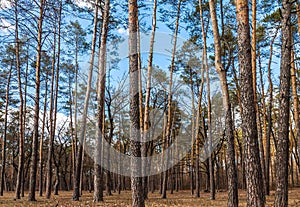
[94,0,110,202]
[209,0,238,206]
[236,0,265,206]
[128,0,145,206]
[291,46,300,174]
[142,0,157,199]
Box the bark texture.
[274,1,291,206]
[209,0,238,206]
[128,0,145,206]
[235,0,265,206]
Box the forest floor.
[0,188,300,207]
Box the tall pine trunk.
[128,0,145,206]
[162,0,181,199]
[94,0,110,202]
[0,67,12,196]
[235,0,265,206]
[209,0,238,206]
[28,0,44,201]
[142,0,157,199]
[14,0,24,199]
[274,1,291,206]
[72,0,99,201]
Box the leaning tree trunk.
[72,0,99,201]
[28,0,44,201]
[208,0,238,206]
[235,0,265,206]
[94,0,110,202]
[128,0,145,206]
[274,1,291,207]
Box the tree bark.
[162,0,181,199]
[0,66,12,196]
[142,0,157,200]
[235,0,265,206]
[72,0,99,201]
[291,48,300,175]
[208,0,238,206]
[274,1,291,206]
[39,71,49,197]
[94,0,110,202]
[128,0,145,206]
[265,28,278,196]
[28,0,44,201]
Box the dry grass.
[0,188,299,207]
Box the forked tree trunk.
[235,0,265,206]
[208,0,238,206]
[274,1,291,206]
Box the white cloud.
[117,28,129,35]
[0,18,13,33]
[74,0,92,9]
[0,0,11,9]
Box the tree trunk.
[162,0,181,199]
[291,48,300,174]
[94,0,110,202]
[142,0,157,200]
[235,0,265,206]
[72,0,99,201]
[128,0,145,206]
[28,0,44,201]
[251,0,266,197]
[39,71,49,197]
[265,28,278,196]
[0,66,12,196]
[274,1,291,206]
[45,13,58,200]
[209,0,238,206]
[14,0,24,200]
